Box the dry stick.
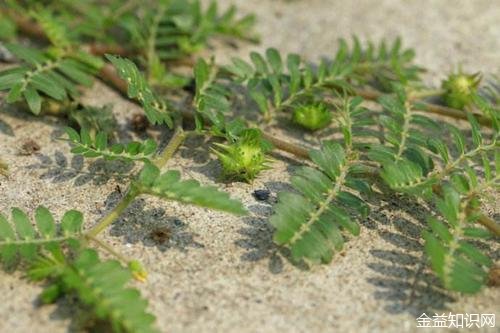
[5,9,46,40]
[261,132,310,159]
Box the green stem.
[355,88,492,127]
[86,186,139,237]
[409,88,445,100]
[85,234,129,263]
[146,3,167,81]
[86,128,187,238]
[153,128,187,168]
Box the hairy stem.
[85,234,129,263]
[153,128,187,168]
[261,132,310,159]
[475,213,500,236]
[355,88,492,127]
[86,126,186,237]
[86,186,139,237]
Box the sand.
[0,1,499,332]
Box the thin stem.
[355,88,492,127]
[146,4,167,81]
[474,213,500,236]
[261,132,310,159]
[85,234,129,263]
[86,127,187,238]
[409,88,445,100]
[86,186,139,238]
[153,128,187,168]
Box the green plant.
[213,128,273,182]
[1,1,499,331]
[292,103,332,131]
[442,70,481,110]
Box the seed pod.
[441,71,481,110]
[213,129,272,182]
[292,103,332,131]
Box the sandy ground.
[0,1,499,332]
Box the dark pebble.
[252,189,270,201]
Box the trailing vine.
[0,1,498,332]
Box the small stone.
[150,226,172,244]
[130,113,149,132]
[19,139,41,155]
[487,266,500,287]
[252,189,270,201]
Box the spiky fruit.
[292,103,332,131]
[442,71,481,110]
[213,129,272,182]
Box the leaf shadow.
[26,151,135,186]
[235,203,285,274]
[362,193,457,316]
[234,180,308,273]
[0,116,14,136]
[35,293,115,332]
[108,197,204,253]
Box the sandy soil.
[0,1,499,332]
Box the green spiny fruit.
[213,129,272,182]
[292,103,332,131]
[441,71,481,109]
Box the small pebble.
[130,113,149,132]
[19,139,41,155]
[252,189,270,201]
[150,226,172,244]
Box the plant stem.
[355,88,492,127]
[85,234,129,263]
[409,88,445,99]
[475,213,500,236]
[86,127,187,238]
[261,132,310,159]
[153,128,187,168]
[86,186,139,237]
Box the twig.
[261,132,310,159]
[475,214,500,236]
